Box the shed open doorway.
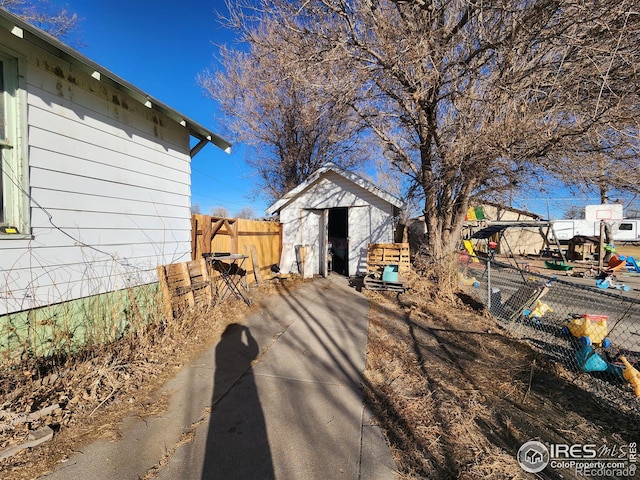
[328,208,349,275]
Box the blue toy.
[625,256,640,274]
[575,345,623,377]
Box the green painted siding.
[0,283,160,361]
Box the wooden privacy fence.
[191,215,282,284]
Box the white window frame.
[0,48,29,238]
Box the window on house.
[0,50,27,235]
[619,223,633,231]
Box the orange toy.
[620,356,640,398]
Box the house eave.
[0,7,231,156]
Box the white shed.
[0,9,230,316]
[266,164,403,277]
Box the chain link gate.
[460,257,640,411]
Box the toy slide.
[620,356,640,397]
[625,256,640,274]
[575,346,623,377]
[462,240,479,263]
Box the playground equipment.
[620,356,640,397]
[624,256,640,274]
[575,346,623,376]
[544,260,574,272]
[462,240,479,263]
[561,314,611,348]
[596,275,631,291]
[595,254,630,291]
[458,272,480,288]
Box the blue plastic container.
[382,265,399,282]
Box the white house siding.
[278,171,396,276]
[0,30,192,315]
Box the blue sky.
[42,1,638,221]
[60,0,268,217]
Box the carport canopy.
[468,220,567,263]
[470,222,543,239]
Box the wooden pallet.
[157,258,214,319]
[363,276,406,292]
[366,243,411,277]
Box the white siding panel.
[28,169,188,207]
[349,205,371,276]
[28,103,190,177]
[28,225,190,252]
[277,209,299,274]
[0,53,195,315]
[30,208,188,231]
[370,204,395,243]
[301,210,321,276]
[27,72,188,153]
[30,154,188,197]
[29,183,190,219]
[1,242,189,272]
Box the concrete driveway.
[42,275,398,480]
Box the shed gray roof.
[266,163,404,215]
[0,7,231,157]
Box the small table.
[203,253,252,305]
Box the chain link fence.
[459,256,640,411]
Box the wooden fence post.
[202,216,213,257]
[191,215,197,261]
[230,219,239,253]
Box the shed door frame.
[328,207,349,276]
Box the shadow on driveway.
[201,323,274,479]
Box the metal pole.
[487,257,492,312]
[598,220,605,270]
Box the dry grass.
[2,267,638,479]
[0,276,309,479]
[362,267,640,479]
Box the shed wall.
[0,31,192,315]
[279,171,396,275]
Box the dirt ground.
[1,276,639,479]
[363,288,640,479]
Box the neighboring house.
[408,202,547,255]
[266,163,403,277]
[0,8,230,323]
[473,202,546,255]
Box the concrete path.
[42,275,398,480]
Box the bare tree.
[563,206,584,220]
[210,206,230,218]
[234,206,256,219]
[548,128,640,244]
[223,0,639,262]
[199,7,372,202]
[1,0,79,39]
